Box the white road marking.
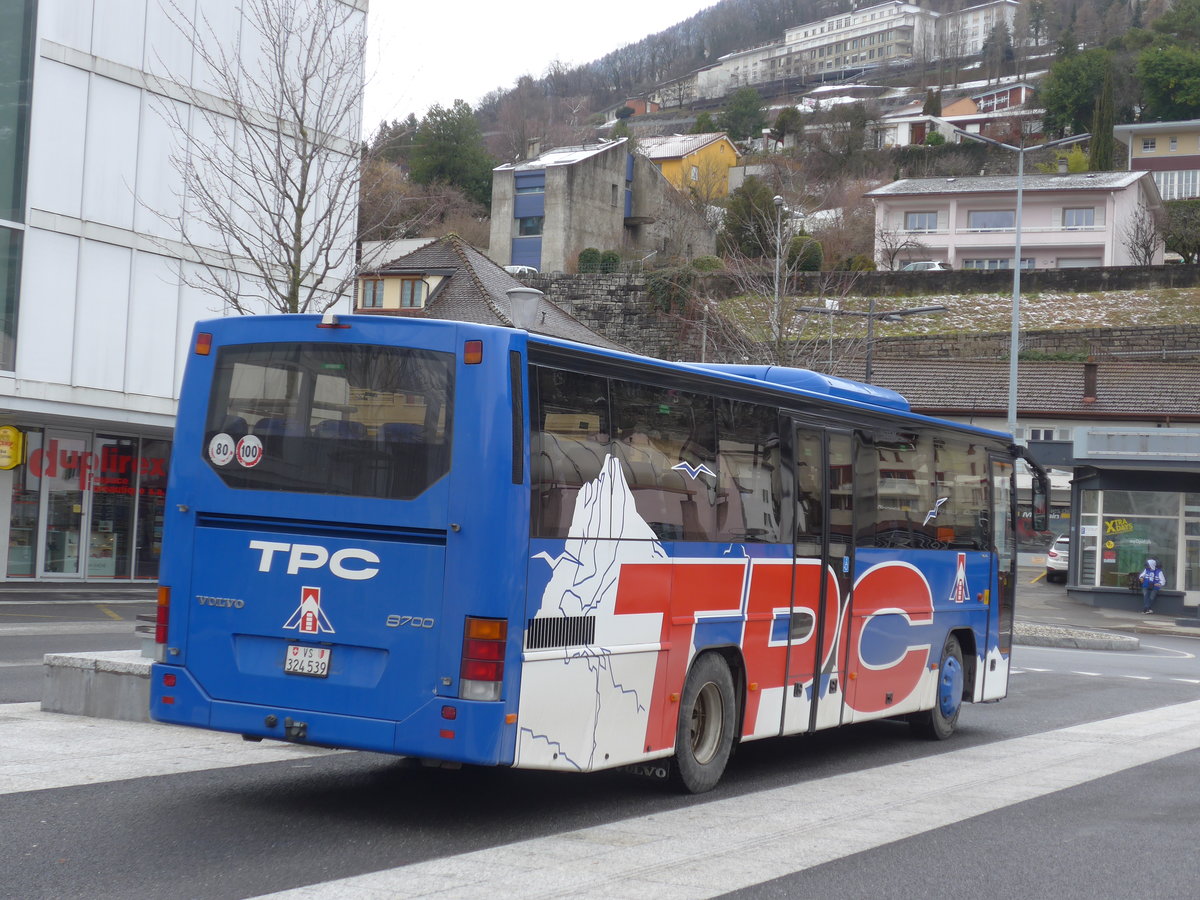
[1071,671,1102,677]
[0,622,136,637]
[246,700,1200,900]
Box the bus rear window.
[203,342,453,499]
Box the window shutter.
[938,209,948,231]
[1094,205,1105,227]
[1051,207,1062,228]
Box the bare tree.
[155,0,366,314]
[874,223,927,270]
[1121,207,1162,267]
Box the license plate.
[284,644,331,678]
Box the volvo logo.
[196,595,245,608]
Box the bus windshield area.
[202,342,454,499]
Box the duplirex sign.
[28,438,167,495]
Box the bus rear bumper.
[150,664,513,766]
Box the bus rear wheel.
[911,634,964,741]
[671,653,737,794]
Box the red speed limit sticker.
[235,435,264,468]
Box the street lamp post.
[772,195,784,344]
[952,129,1090,438]
[796,303,947,382]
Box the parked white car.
[900,260,952,271]
[1045,535,1070,583]
[504,265,539,275]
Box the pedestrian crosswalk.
[5,698,1200,898]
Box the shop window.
[6,428,41,576]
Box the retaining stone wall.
[519,272,1200,363]
[522,272,706,359]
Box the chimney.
[1057,157,1069,175]
[1083,358,1098,403]
[526,137,542,160]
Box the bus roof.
[192,315,1013,443]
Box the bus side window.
[716,400,781,544]
[932,437,988,550]
[531,367,611,538]
[856,430,938,549]
[611,381,718,542]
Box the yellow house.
[636,133,741,201]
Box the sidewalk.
[1016,566,1200,650]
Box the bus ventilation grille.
[525,615,596,650]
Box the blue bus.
[150,314,1048,792]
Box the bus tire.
[911,634,964,741]
[671,652,737,794]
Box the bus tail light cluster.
[460,616,507,701]
[155,586,170,644]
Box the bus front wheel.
[911,634,964,741]
[671,653,737,794]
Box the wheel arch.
[949,626,977,700]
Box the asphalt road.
[2,590,1200,898]
[2,638,1199,899]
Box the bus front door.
[983,456,1016,700]
[782,426,851,736]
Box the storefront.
[0,425,170,581]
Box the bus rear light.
[463,638,503,660]
[465,617,506,641]
[155,586,170,644]
[464,340,483,365]
[162,673,177,687]
[441,705,457,720]
[460,616,506,701]
[194,332,213,355]
[461,658,503,682]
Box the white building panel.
[174,268,221,393]
[134,94,186,241]
[74,241,131,391]
[127,252,182,397]
[41,0,95,51]
[194,0,243,94]
[144,0,196,83]
[92,0,147,70]
[27,60,88,220]
[15,230,79,384]
[82,76,141,231]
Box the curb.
[1014,622,1139,651]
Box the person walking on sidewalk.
[1140,558,1166,613]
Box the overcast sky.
[362,1,715,133]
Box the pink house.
[866,171,1165,270]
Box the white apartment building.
[689,0,1019,101]
[0,0,364,583]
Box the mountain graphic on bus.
[283,586,335,635]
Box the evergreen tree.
[717,88,767,141]
[409,100,495,208]
[1089,66,1115,171]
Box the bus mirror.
[1031,470,1050,533]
